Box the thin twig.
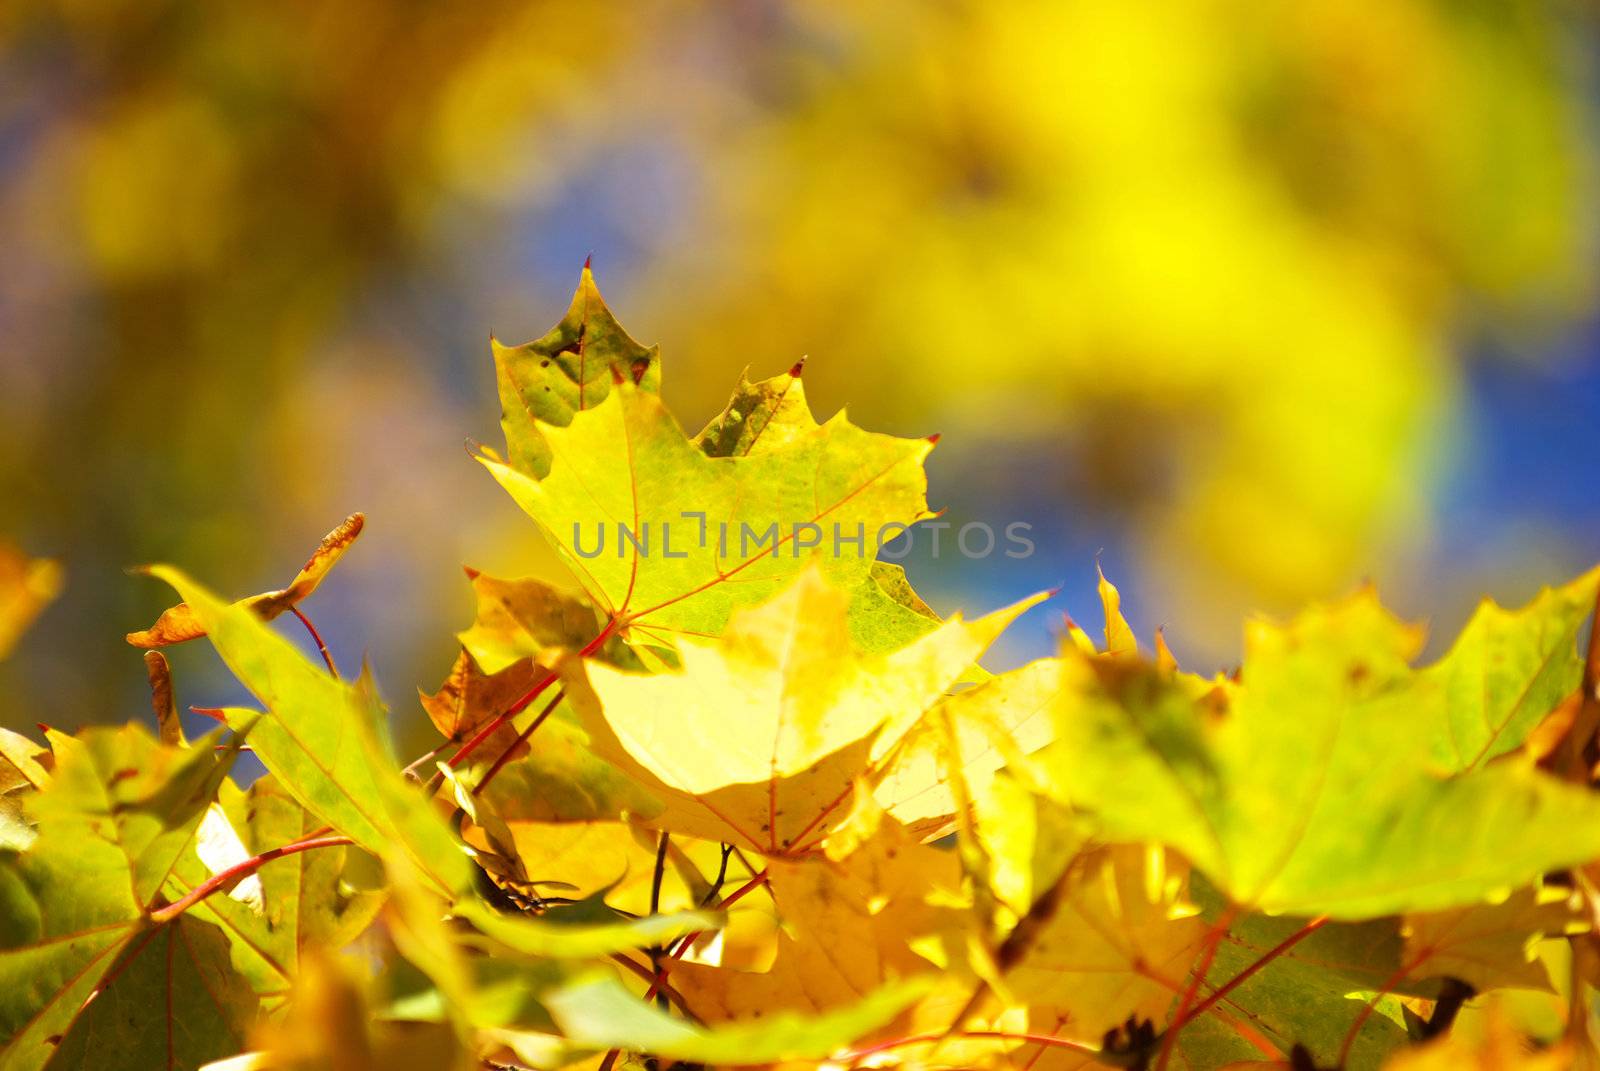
[150,834,353,923]
[606,952,698,1021]
[648,831,671,1010]
[401,741,448,784]
[289,606,337,677]
[700,844,734,906]
[1155,908,1236,1071]
[472,689,566,797]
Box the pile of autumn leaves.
[4,273,1600,1071]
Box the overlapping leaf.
[164,775,384,1008]
[0,730,48,854]
[571,567,1042,854]
[1017,580,1600,917]
[480,372,938,653]
[454,569,633,676]
[0,725,249,1071]
[145,567,470,898]
[998,848,1208,1069]
[493,265,661,480]
[1416,567,1599,771]
[671,810,965,1027]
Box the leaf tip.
[789,356,807,378]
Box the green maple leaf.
[535,972,931,1067]
[493,265,660,480]
[1177,877,1418,1070]
[481,281,946,655]
[695,363,947,656]
[0,725,250,1071]
[144,567,471,899]
[164,775,384,1010]
[1416,566,1599,771]
[1016,579,1600,917]
[480,376,935,652]
[1177,880,1582,1070]
[45,914,258,1071]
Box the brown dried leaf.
[144,650,182,746]
[127,513,363,647]
[420,650,542,744]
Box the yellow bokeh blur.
[0,0,1594,732]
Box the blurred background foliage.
[0,0,1596,744]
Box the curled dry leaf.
[127,513,363,648]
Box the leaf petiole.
[149,833,354,924]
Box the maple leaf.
[480,367,938,653]
[0,544,60,662]
[127,513,362,649]
[455,568,636,675]
[144,566,471,898]
[163,775,384,1011]
[1179,878,1423,1070]
[670,807,967,1025]
[0,724,250,1071]
[694,362,948,657]
[570,567,1043,855]
[1416,566,1600,771]
[421,649,545,747]
[1399,884,1586,995]
[1016,576,1600,917]
[24,272,1600,1071]
[493,264,661,480]
[534,971,931,1068]
[45,913,259,1071]
[1378,1015,1576,1070]
[875,656,1061,840]
[0,728,49,853]
[998,847,1207,1067]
